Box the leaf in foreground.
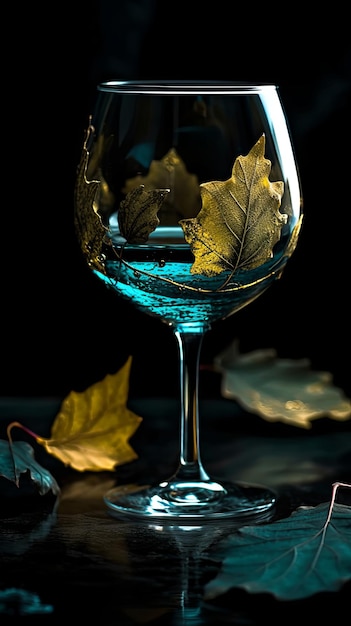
[36,357,142,472]
[204,502,351,601]
[0,440,60,495]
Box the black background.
[2,0,350,399]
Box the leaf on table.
[204,502,351,601]
[0,440,60,495]
[36,356,142,472]
[215,340,351,428]
[179,134,287,277]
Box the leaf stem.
[6,421,48,487]
[312,481,351,569]
[326,481,351,524]
[7,420,42,443]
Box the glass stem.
[172,327,211,483]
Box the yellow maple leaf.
[36,357,142,472]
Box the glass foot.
[104,479,276,522]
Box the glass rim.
[97,80,278,95]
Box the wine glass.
[74,81,303,522]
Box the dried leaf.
[215,341,351,428]
[205,502,351,601]
[0,440,60,495]
[118,185,170,243]
[36,357,142,472]
[74,124,110,274]
[180,135,287,276]
[122,148,201,223]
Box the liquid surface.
[96,239,284,328]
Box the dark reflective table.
[1,393,350,625]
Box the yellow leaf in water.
[36,357,142,472]
[180,135,287,277]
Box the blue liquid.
[95,248,282,327]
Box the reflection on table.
[0,396,350,625]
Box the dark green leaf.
[0,440,60,496]
[205,503,351,600]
